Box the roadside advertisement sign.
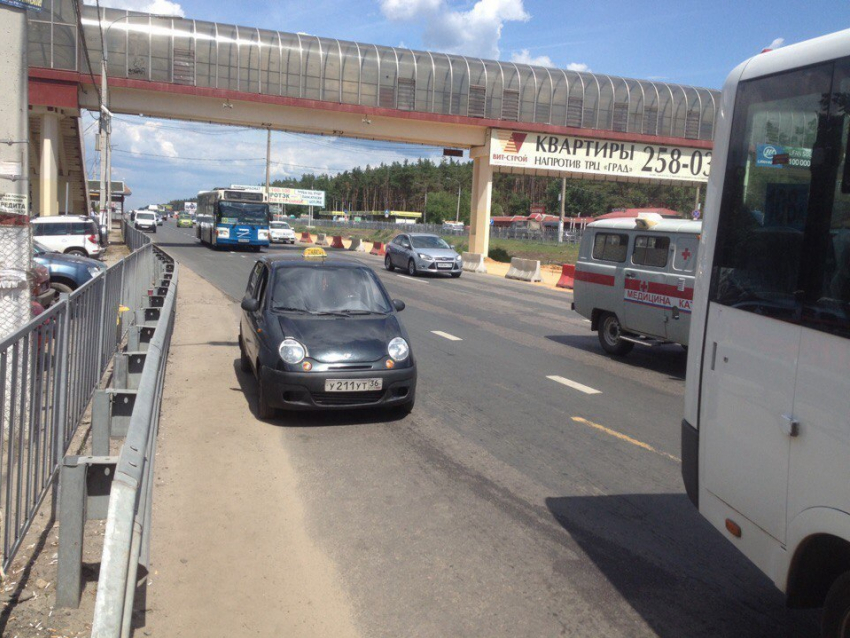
[755,143,811,169]
[0,0,43,10]
[267,187,326,207]
[489,129,711,184]
[184,202,197,214]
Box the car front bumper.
[270,234,296,243]
[416,258,462,272]
[260,364,416,411]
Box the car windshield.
[217,202,269,226]
[271,266,393,314]
[270,222,291,229]
[33,240,52,254]
[411,235,450,250]
[137,213,155,220]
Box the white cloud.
[510,49,553,67]
[766,37,784,50]
[92,0,185,18]
[566,62,591,73]
[379,0,530,59]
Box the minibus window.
[632,235,670,268]
[592,233,629,262]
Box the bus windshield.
[217,202,269,226]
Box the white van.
[572,214,700,354]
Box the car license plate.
[324,378,382,392]
[238,238,249,243]
[437,262,453,269]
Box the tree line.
[271,159,700,223]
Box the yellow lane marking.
[571,416,680,462]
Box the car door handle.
[781,414,800,437]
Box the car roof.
[405,232,442,237]
[32,215,92,223]
[587,218,702,234]
[260,254,365,269]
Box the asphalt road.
[152,220,818,637]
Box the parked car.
[239,249,416,418]
[269,221,296,244]
[384,233,462,278]
[31,216,104,259]
[134,211,157,233]
[33,240,107,294]
[30,262,55,308]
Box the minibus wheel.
[822,572,850,638]
[598,313,634,356]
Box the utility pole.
[558,177,566,244]
[455,185,461,222]
[98,5,110,229]
[423,190,428,225]
[0,4,32,339]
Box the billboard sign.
[267,187,326,207]
[489,129,711,184]
[0,0,43,10]
[184,202,197,214]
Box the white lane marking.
[546,375,601,395]
[395,274,429,285]
[432,331,462,341]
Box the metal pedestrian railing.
[0,225,156,575]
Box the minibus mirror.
[671,306,681,320]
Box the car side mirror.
[393,299,405,312]
[241,297,260,312]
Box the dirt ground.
[141,266,359,637]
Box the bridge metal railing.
[27,1,719,141]
[0,226,156,575]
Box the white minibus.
[683,29,850,636]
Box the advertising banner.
[489,129,711,184]
[267,187,326,207]
[0,0,43,10]
[184,202,197,214]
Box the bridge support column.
[39,111,60,217]
[468,150,492,256]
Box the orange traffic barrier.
[556,263,576,289]
[370,241,386,256]
[300,231,313,243]
[330,235,345,249]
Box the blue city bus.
[196,187,270,251]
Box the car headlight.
[279,339,306,364]
[388,337,409,361]
[87,266,104,278]
[418,253,434,261]
[456,255,463,261]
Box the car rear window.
[68,221,98,235]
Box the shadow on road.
[231,359,407,427]
[544,334,687,380]
[545,493,819,637]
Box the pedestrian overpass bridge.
[26,0,718,253]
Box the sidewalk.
[143,265,358,636]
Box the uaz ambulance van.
[572,213,700,355]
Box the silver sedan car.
[384,233,463,278]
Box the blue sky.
[88,0,850,208]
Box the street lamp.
[96,11,175,228]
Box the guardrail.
[88,253,177,637]
[0,226,156,575]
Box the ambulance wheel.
[598,313,633,356]
[822,572,850,638]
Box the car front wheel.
[407,259,416,276]
[256,368,277,420]
[385,254,395,271]
[239,334,251,373]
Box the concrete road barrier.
[462,252,487,273]
[505,257,542,283]
[330,235,345,249]
[299,231,313,243]
[556,264,576,289]
[315,233,328,246]
[370,241,386,256]
[348,236,367,252]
